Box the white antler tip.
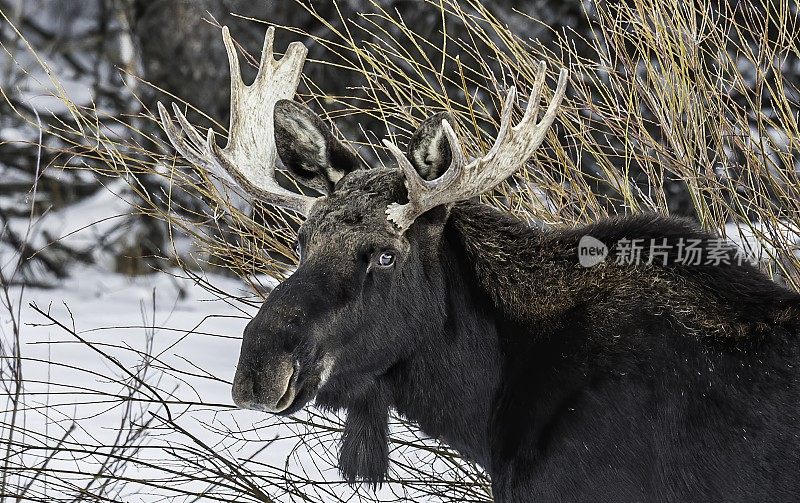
[221,26,235,52]
[556,68,569,91]
[440,119,467,170]
[261,26,276,62]
[284,41,308,59]
[156,101,169,121]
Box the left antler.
[383,62,568,231]
[158,26,319,216]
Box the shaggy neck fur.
[377,199,800,477]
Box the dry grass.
[269,0,799,285]
[6,0,799,288]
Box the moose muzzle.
[231,355,298,413]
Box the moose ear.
[406,111,454,181]
[274,99,362,195]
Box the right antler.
[383,62,568,231]
[158,26,318,216]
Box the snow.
[6,179,132,244]
[723,219,800,263]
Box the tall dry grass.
[271,0,799,285]
[6,0,799,288]
[1,0,799,501]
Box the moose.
[159,27,800,502]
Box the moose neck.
[383,202,541,468]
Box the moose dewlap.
[159,26,800,502]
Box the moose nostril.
[282,329,302,353]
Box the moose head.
[159,26,566,482]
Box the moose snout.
[231,356,298,413]
[231,271,329,414]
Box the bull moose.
[159,26,800,502]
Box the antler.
[158,26,318,216]
[384,62,568,231]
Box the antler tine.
[382,139,422,189]
[158,26,318,216]
[386,63,568,232]
[524,65,568,148]
[483,86,518,161]
[222,26,244,98]
[254,24,276,84]
[158,102,207,169]
[518,61,547,131]
[383,117,471,227]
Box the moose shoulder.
[160,27,800,502]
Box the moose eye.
[375,251,395,268]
